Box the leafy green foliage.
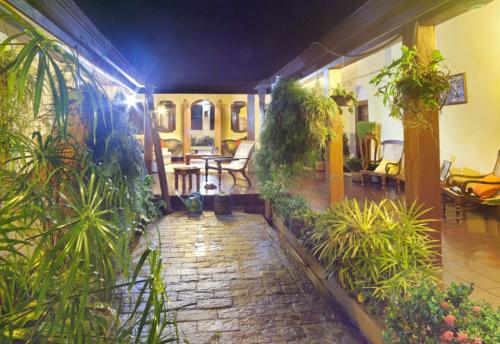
[345,157,362,172]
[309,199,439,304]
[0,5,109,138]
[254,78,337,187]
[370,45,451,128]
[330,83,357,113]
[260,176,310,224]
[0,7,181,342]
[384,282,500,344]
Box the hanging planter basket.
[331,95,354,107]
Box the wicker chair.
[360,140,404,190]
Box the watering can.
[176,191,203,213]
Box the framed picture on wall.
[443,73,467,105]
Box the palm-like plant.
[310,199,439,304]
[0,4,183,343]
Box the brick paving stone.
[132,212,362,343]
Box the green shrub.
[345,157,362,172]
[254,78,337,185]
[309,199,439,304]
[384,282,500,344]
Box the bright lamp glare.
[124,93,139,110]
[157,106,167,116]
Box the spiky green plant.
[0,4,183,343]
[309,199,439,304]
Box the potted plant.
[330,84,357,113]
[345,157,363,182]
[315,147,326,172]
[370,45,451,128]
[356,121,376,140]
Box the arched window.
[231,101,247,133]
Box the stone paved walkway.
[149,212,361,344]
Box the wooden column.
[329,116,345,204]
[146,86,172,214]
[182,100,191,156]
[257,86,267,128]
[402,23,442,250]
[144,95,153,174]
[215,100,222,152]
[246,94,256,140]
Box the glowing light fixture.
[124,93,140,110]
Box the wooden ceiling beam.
[257,0,493,89]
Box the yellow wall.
[436,0,500,174]
[339,42,403,144]
[153,93,260,144]
[308,0,500,174]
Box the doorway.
[354,100,368,158]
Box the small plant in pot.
[330,84,357,113]
[315,147,326,172]
[345,157,363,182]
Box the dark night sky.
[73,0,367,93]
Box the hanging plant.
[370,45,451,128]
[254,78,338,185]
[330,83,357,113]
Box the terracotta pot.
[315,161,326,172]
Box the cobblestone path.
[150,212,361,344]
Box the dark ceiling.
[74,0,367,93]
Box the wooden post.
[402,23,442,254]
[329,116,345,204]
[182,100,191,157]
[247,94,255,140]
[257,86,267,128]
[145,86,172,214]
[215,100,222,152]
[144,95,153,174]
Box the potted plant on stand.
[356,121,377,170]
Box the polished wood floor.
[295,172,500,306]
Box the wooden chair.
[360,139,404,190]
[359,133,379,170]
[445,150,500,210]
[206,140,255,186]
[441,151,500,222]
